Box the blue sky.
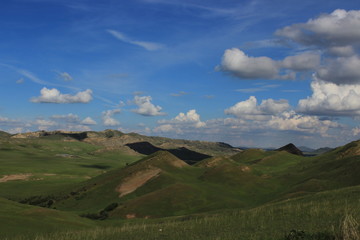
[1,0,360,148]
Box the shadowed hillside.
[126,142,211,164]
[276,143,304,156]
[10,130,241,157]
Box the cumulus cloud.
[275,9,360,48]
[131,96,166,116]
[154,109,206,134]
[34,119,57,130]
[281,52,320,71]
[225,96,290,120]
[217,48,279,79]
[267,111,339,136]
[298,78,360,116]
[315,55,360,84]
[51,114,97,126]
[81,117,97,125]
[102,109,121,126]
[217,48,320,80]
[31,87,93,104]
[327,46,355,57]
[107,30,164,51]
[161,109,205,127]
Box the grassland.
[0,131,359,239]
[4,185,359,240]
[0,136,141,200]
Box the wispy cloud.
[55,71,73,81]
[142,0,256,19]
[236,84,280,93]
[107,30,164,51]
[170,91,189,97]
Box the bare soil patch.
[0,173,33,183]
[116,168,161,197]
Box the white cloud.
[0,116,22,126]
[267,111,339,136]
[153,124,182,134]
[7,127,25,134]
[34,119,57,130]
[225,96,290,120]
[81,117,97,125]
[57,72,73,81]
[327,46,355,57]
[281,52,320,71]
[59,125,91,132]
[217,48,320,80]
[51,113,80,123]
[107,30,164,51]
[102,109,121,126]
[154,109,205,134]
[275,9,360,48]
[172,109,206,128]
[131,95,166,116]
[352,127,360,136]
[31,87,93,104]
[298,78,360,116]
[51,114,97,126]
[217,48,279,79]
[315,55,360,84]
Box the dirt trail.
[0,173,33,183]
[116,168,161,198]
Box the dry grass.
[338,213,359,240]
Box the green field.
[0,132,359,239]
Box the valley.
[0,130,359,239]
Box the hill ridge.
[276,143,303,156]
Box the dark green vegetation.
[0,130,359,239]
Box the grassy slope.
[0,197,95,238]
[1,137,360,239]
[0,137,141,200]
[51,151,306,218]
[51,141,360,219]
[8,185,360,240]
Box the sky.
[1,0,360,148]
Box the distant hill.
[0,131,11,139]
[126,142,211,164]
[312,147,333,155]
[298,146,315,152]
[299,146,333,156]
[276,143,303,156]
[10,129,241,157]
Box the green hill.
[0,130,11,139]
[0,137,141,200]
[1,132,359,239]
[0,197,94,238]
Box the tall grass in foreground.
[5,187,359,240]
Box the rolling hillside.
[0,130,359,239]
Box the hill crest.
[276,143,303,156]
